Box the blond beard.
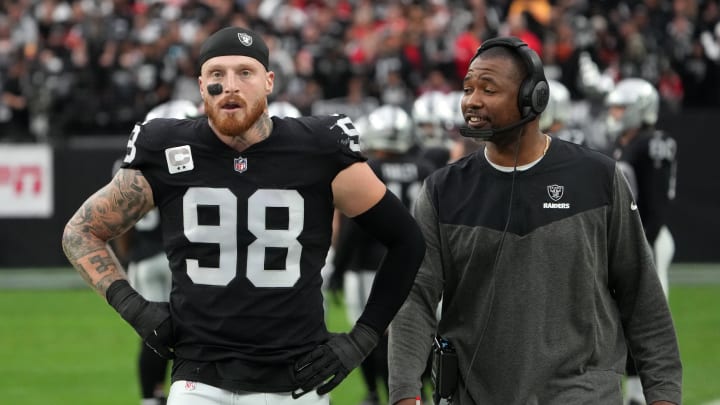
[206,97,267,138]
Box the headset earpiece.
[472,37,549,119]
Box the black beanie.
[198,27,269,71]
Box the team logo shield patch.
[234,156,248,173]
[237,33,253,47]
[547,184,564,201]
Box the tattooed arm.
[61,168,173,358]
[61,168,154,296]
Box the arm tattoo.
[89,254,115,274]
[62,169,154,296]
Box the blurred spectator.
[313,38,353,100]
[503,11,543,57]
[453,18,485,84]
[0,57,31,142]
[312,74,379,121]
[2,0,719,143]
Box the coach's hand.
[293,322,379,397]
[106,279,174,359]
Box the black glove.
[106,279,174,359]
[293,322,379,397]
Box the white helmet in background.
[445,91,465,130]
[539,80,572,132]
[145,99,199,121]
[605,78,659,136]
[412,91,454,147]
[268,101,301,118]
[357,105,415,153]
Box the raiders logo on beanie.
[198,27,269,71]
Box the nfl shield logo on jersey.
[547,184,564,201]
[234,156,248,173]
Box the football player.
[329,105,435,405]
[61,26,425,405]
[411,90,456,169]
[605,78,678,405]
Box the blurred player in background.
[605,78,678,405]
[539,79,587,146]
[411,91,455,169]
[268,100,302,118]
[329,105,434,405]
[112,99,199,405]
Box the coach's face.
[460,55,522,137]
[199,55,274,137]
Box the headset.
[459,37,549,141]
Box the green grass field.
[0,271,718,404]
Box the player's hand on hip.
[293,322,379,397]
[105,279,175,359]
[139,302,174,359]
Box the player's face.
[200,55,274,137]
[606,105,628,138]
[608,105,626,121]
[460,56,522,134]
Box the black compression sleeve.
[352,190,426,335]
[332,216,361,280]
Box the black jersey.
[120,115,365,369]
[420,145,451,170]
[612,129,677,243]
[334,154,434,272]
[370,155,435,211]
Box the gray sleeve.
[616,160,638,201]
[388,183,445,404]
[607,166,682,404]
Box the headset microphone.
[458,37,549,143]
[207,83,223,96]
[459,113,536,141]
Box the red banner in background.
[0,144,53,218]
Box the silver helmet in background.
[355,104,415,153]
[605,78,659,137]
[539,79,572,132]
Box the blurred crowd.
[1,0,719,144]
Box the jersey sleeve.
[314,114,367,168]
[118,120,173,201]
[120,122,149,170]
